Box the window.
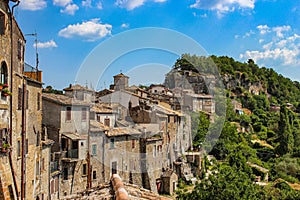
[18,88,22,110]
[37,93,41,110]
[62,138,68,151]
[132,139,135,149]
[17,140,21,157]
[0,12,5,35]
[104,118,110,127]
[8,185,14,200]
[41,158,45,171]
[25,139,28,154]
[35,160,40,176]
[110,138,114,149]
[0,129,4,147]
[96,114,100,122]
[36,131,40,146]
[82,164,87,176]
[0,62,8,85]
[81,107,87,121]
[36,160,40,176]
[26,90,29,109]
[112,161,117,175]
[17,40,23,60]
[66,107,71,121]
[153,145,156,157]
[92,144,97,155]
[50,180,54,194]
[93,171,97,180]
[63,168,68,180]
[55,178,59,192]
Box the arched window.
[0,61,8,84]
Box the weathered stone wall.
[60,105,90,135]
[60,161,88,197]
[103,135,142,186]
[42,99,62,152]
[21,79,46,199]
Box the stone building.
[161,169,178,195]
[0,1,53,199]
[183,93,215,113]
[89,118,143,187]
[110,73,129,91]
[42,91,91,198]
[148,84,168,95]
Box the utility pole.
[87,106,92,189]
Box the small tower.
[113,73,129,91]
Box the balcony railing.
[67,149,78,159]
[50,161,59,173]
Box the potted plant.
[0,83,3,90]
[1,88,12,96]
[2,143,10,153]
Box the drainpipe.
[8,1,20,199]
[21,79,26,199]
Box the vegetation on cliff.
[174,54,300,199]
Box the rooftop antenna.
[25,31,39,80]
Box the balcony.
[50,161,59,173]
[61,149,79,162]
[67,149,78,158]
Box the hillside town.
[0,1,215,199]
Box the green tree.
[276,105,294,155]
[191,111,210,148]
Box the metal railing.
[67,149,78,159]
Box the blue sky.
[13,0,300,89]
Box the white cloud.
[243,30,255,38]
[256,25,291,38]
[115,0,166,10]
[82,0,92,7]
[58,19,112,41]
[240,27,300,67]
[20,0,47,11]
[190,0,255,15]
[96,1,103,9]
[121,23,129,28]
[34,40,58,48]
[53,0,72,7]
[272,25,291,38]
[192,12,208,18]
[60,3,79,15]
[116,0,146,10]
[262,42,273,50]
[257,25,270,35]
[241,47,300,66]
[53,0,79,15]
